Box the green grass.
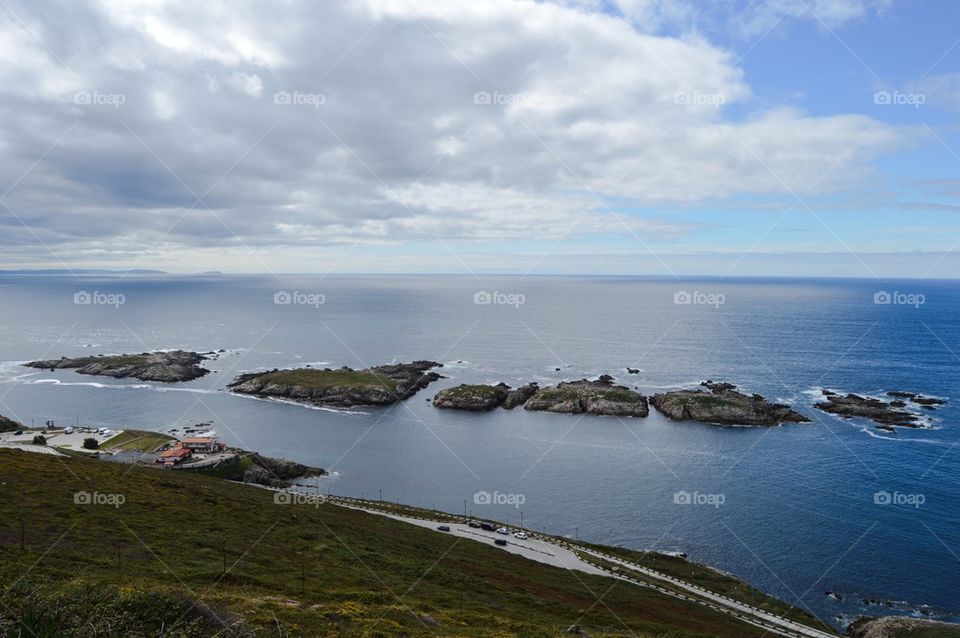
[65,354,152,368]
[440,385,504,399]
[100,430,175,453]
[255,369,398,392]
[0,449,795,637]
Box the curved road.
[328,497,838,638]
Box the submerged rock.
[524,376,649,417]
[24,350,210,382]
[433,383,511,411]
[651,381,809,426]
[228,361,442,407]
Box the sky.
[0,0,958,277]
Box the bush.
[32,435,46,445]
[82,438,99,450]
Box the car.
[496,527,509,535]
[494,539,507,546]
[14,431,22,436]
[467,521,481,528]
[437,525,451,532]
[480,523,495,531]
[513,532,528,540]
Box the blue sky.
[0,0,958,277]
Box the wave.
[228,392,370,416]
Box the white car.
[496,527,509,535]
[513,532,528,540]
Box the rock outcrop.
[814,391,929,428]
[0,414,22,432]
[651,381,809,426]
[24,350,210,382]
[228,361,442,407]
[502,383,539,409]
[848,616,960,638]
[524,376,649,417]
[433,383,511,411]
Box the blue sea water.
[0,273,957,628]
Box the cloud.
[0,0,903,270]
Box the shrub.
[82,438,99,450]
[32,435,47,445]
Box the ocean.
[0,273,957,628]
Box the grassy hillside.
[1,449,805,637]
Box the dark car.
[14,431,23,436]
[494,539,507,546]
[480,523,496,531]
[467,521,482,528]
[437,525,451,532]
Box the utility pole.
[379,488,382,502]
[463,500,467,518]
[520,511,524,530]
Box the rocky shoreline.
[24,350,211,382]
[228,361,443,407]
[651,381,809,426]
[813,390,946,430]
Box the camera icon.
[274,491,293,505]
[873,491,891,505]
[474,291,492,305]
[274,291,292,305]
[673,291,691,305]
[873,290,891,305]
[273,91,291,105]
[673,490,692,505]
[873,90,892,105]
[74,491,91,505]
[473,91,491,105]
[473,490,491,505]
[674,91,691,105]
[74,291,92,305]
[73,91,92,105]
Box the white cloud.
[0,0,903,270]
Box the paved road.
[329,498,839,638]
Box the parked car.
[14,430,23,436]
[513,532,528,540]
[494,539,507,546]
[480,523,496,532]
[496,527,509,535]
[437,525,451,532]
[468,521,482,528]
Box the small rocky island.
[430,377,648,416]
[651,381,809,426]
[524,376,649,416]
[24,350,210,382]
[228,361,442,407]
[814,390,945,429]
